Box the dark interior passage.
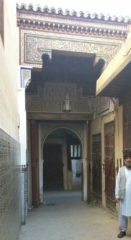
[43,128,82,192]
[43,144,63,190]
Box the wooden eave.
[96,34,131,104]
[16,4,128,39]
[16,3,131,23]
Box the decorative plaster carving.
[88,97,97,113]
[22,29,124,43]
[111,97,119,111]
[26,36,120,63]
[41,123,84,147]
[21,29,123,68]
[75,98,92,113]
[43,82,76,100]
[27,82,92,113]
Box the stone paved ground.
[18,191,131,240]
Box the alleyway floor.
[18,191,131,240]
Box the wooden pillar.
[86,121,90,203]
[30,120,39,207]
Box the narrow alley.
[2,2,131,240]
[18,191,131,240]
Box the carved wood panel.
[123,100,131,152]
[104,122,115,211]
[92,134,102,203]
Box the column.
[30,120,39,207]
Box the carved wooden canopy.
[26,50,105,96]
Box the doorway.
[43,144,63,190]
[92,134,102,203]
[104,122,115,210]
[70,143,82,190]
[43,128,82,192]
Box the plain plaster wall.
[0,0,19,141]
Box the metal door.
[92,134,102,203]
[105,122,115,210]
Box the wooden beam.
[30,120,39,207]
[27,112,93,121]
[96,35,131,96]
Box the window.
[70,144,81,158]
[20,67,32,88]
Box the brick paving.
[18,191,131,240]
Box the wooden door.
[105,122,115,210]
[43,144,63,190]
[92,134,102,203]
[123,100,131,152]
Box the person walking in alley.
[115,152,131,238]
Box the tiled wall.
[0,128,21,240]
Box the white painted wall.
[18,88,27,165]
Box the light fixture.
[63,92,71,112]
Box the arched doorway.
[31,122,88,207]
[43,128,82,193]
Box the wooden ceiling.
[97,61,131,104]
[26,50,105,96]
